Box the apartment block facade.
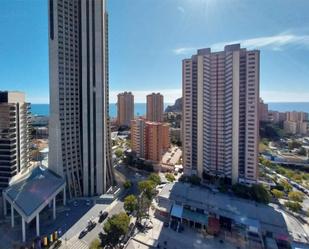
[284,111,308,135]
[0,92,31,191]
[259,98,269,122]
[183,44,259,184]
[117,92,134,127]
[131,118,170,162]
[131,119,146,159]
[146,93,164,122]
[48,0,114,197]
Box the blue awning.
[171,204,183,218]
[182,209,208,225]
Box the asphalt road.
[58,164,147,248]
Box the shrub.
[165,173,175,182]
[285,201,302,212]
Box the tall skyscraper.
[48,0,114,197]
[117,92,134,127]
[183,44,259,184]
[0,91,31,190]
[131,118,170,162]
[146,93,164,122]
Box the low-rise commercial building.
[156,183,291,248]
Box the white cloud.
[173,47,197,55]
[110,89,181,103]
[173,32,309,55]
[261,90,309,102]
[177,6,185,13]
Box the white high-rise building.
[183,44,259,184]
[48,0,114,197]
[0,91,31,190]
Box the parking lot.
[161,146,182,168]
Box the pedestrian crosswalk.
[59,238,88,249]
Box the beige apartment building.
[131,118,146,158]
[0,92,31,191]
[183,44,259,184]
[284,111,308,135]
[117,92,134,127]
[146,93,164,122]
[131,118,170,162]
[48,0,114,197]
[259,98,269,122]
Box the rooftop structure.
[2,166,66,242]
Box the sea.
[30,102,309,118]
[31,103,171,118]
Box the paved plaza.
[126,212,242,249]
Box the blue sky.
[0,0,309,103]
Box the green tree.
[298,147,307,156]
[115,149,123,158]
[189,175,201,185]
[288,140,302,150]
[124,195,138,214]
[138,180,156,199]
[89,239,103,249]
[279,179,293,193]
[136,194,152,224]
[288,191,304,203]
[123,180,132,189]
[103,212,130,246]
[251,184,270,204]
[165,173,175,182]
[271,189,284,199]
[285,201,302,212]
[147,173,161,186]
[259,121,285,141]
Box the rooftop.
[3,166,65,220]
[158,182,289,236]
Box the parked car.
[98,211,108,223]
[53,240,62,248]
[78,229,88,239]
[87,220,96,231]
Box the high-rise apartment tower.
[146,93,164,122]
[183,44,259,184]
[0,92,31,191]
[117,92,134,127]
[48,0,114,197]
